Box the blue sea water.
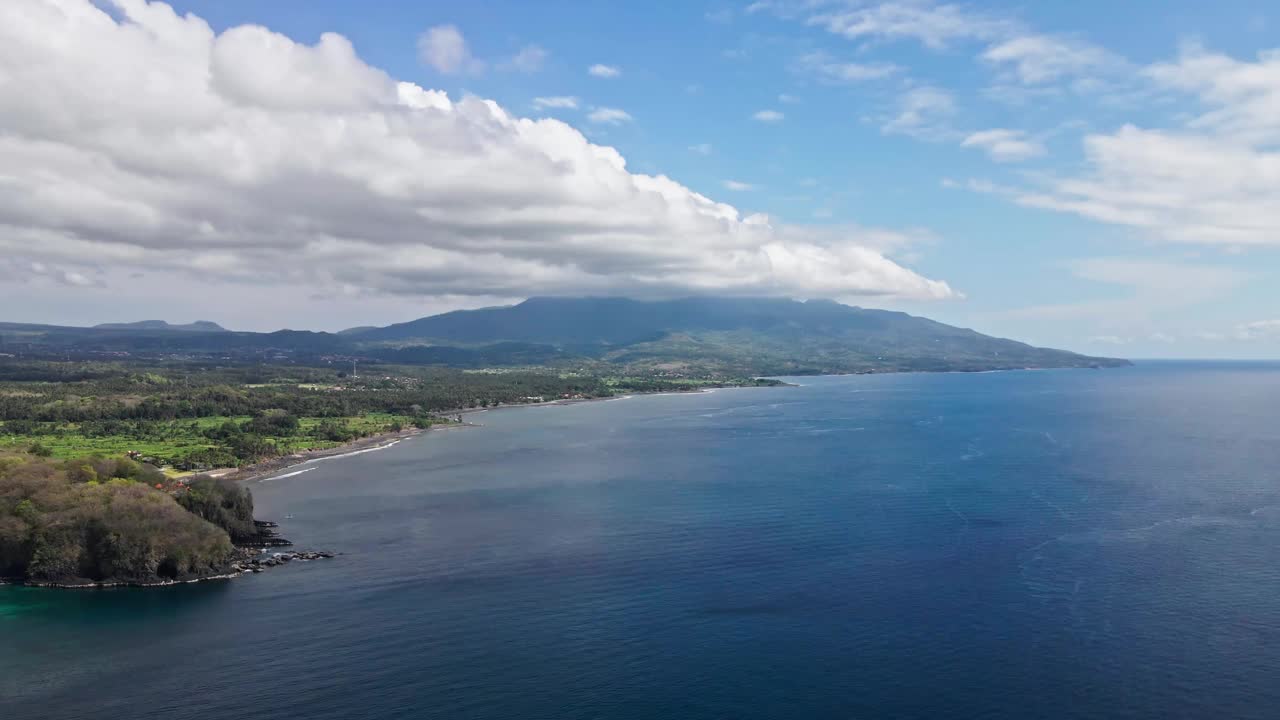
[5,362,1280,719]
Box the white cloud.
[1236,320,1280,340]
[982,34,1122,84]
[533,96,580,110]
[1146,44,1280,145]
[1090,332,1177,346]
[778,93,800,104]
[807,0,1010,50]
[881,86,956,139]
[961,129,1045,162]
[689,143,713,155]
[1086,335,1130,345]
[419,26,542,76]
[587,107,632,124]
[723,180,757,191]
[1069,257,1246,295]
[1018,125,1280,246]
[505,44,548,73]
[1003,258,1248,328]
[24,260,100,288]
[753,109,785,122]
[417,25,482,75]
[0,0,956,305]
[994,46,1280,247]
[774,2,1128,101]
[795,51,900,83]
[588,63,621,78]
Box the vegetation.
[0,297,1129,589]
[0,360,775,469]
[342,296,1130,373]
[0,296,1127,374]
[176,476,257,544]
[0,453,235,585]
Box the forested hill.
[0,297,1128,375]
[344,296,1129,374]
[0,454,251,586]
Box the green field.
[0,359,769,473]
[0,413,416,466]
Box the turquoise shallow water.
[5,362,1280,719]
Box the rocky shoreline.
[233,548,337,574]
[2,549,338,588]
[0,520,336,589]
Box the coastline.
[3,571,244,590]
[1,549,339,589]
[3,366,1122,591]
[230,384,768,483]
[225,425,442,483]
[225,364,1124,484]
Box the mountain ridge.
[0,297,1128,374]
[342,296,1129,374]
[92,320,228,332]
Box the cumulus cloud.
[588,63,621,78]
[961,129,1045,162]
[417,25,483,75]
[0,0,956,307]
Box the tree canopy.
[0,454,235,585]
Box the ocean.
[5,362,1280,719]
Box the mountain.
[344,296,1129,375]
[0,297,1126,374]
[0,321,347,363]
[93,320,227,332]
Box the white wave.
[259,466,317,482]
[304,439,403,464]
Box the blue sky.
[2,0,1278,358]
